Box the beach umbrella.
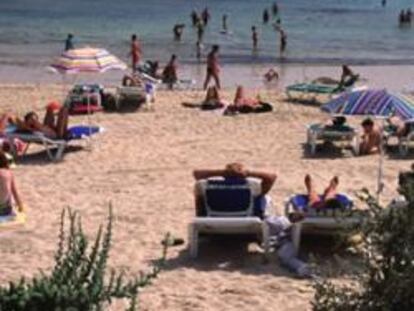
[49,47,127,74]
[49,47,127,147]
[322,89,414,200]
[322,89,414,120]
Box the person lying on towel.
[193,162,277,218]
[0,151,24,216]
[225,86,273,115]
[0,102,69,139]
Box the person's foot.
[304,174,312,189]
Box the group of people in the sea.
[399,8,413,26]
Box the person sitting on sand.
[193,162,277,218]
[0,151,24,216]
[3,103,70,139]
[360,118,382,155]
[305,174,341,210]
[162,54,178,89]
[225,86,273,114]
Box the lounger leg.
[189,224,199,258]
[291,223,302,255]
[54,144,66,161]
[262,222,270,261]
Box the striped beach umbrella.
[50,47,127,74]
[322,89,414,120]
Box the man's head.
[225,162,246,178]
[131,34,137,41]
[24,111,39,124]
[68,33,73,39]
[362,118,374,133]
[171,54,177,61]
[252,26,256,31]
[212,45,220,53]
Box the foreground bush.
[0,207,169,311]
[312,173,414,311]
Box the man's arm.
[193,169,226,180]
[246,170,277,195]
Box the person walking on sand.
[65,33,74,51]
[203,45,221,90]
[130,34,142,73]
[252,26,258,50]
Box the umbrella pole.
[377,120,385,201]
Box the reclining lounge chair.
[188,178,271,258]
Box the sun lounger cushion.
[0,211,26,229]
[290,194,353,214]
[66,126,103,140]
[287,83,340,94]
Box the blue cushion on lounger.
[205,178,252,214]
[67,126,102,139]
[290,194,353,213]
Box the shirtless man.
[193,162,277,218]
[203,45,221,90]
[162,54,178,89]
[360,118,382,155]
[130,34,142,73]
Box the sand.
[0,84,411,310]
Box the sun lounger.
[188,178,271,258]
[284,193,362,252]
[307,123,359,155]
[7,125,104,161]
[115,86,147,110]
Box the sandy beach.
[0,84,411,310]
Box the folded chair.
[188,178,271,258]
[284,193,362,252]
[7,125,104,161]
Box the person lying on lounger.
[122,73,144,87]
[386,116,413,138]
[305,174,342,209]
[0,103,69,139]
[193,162,277,218]
[225,86,273,114]
[0,151,24,215]
[360,118,382,155]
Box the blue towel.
[290,194,352,213]
[67,126,101,140]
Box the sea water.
[0,0,413,84]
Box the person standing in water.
[222,14,228,32]
[197,21,205,42]
[196,40,202,61]
[130,34,142,73]
[263,9,270,24]
[191,10,199,26]
[173,24,185,41]
[202,7,210,26]
[203,45,221,90]
[272,2,279,16]
[251,26,258,50]
[279,28,287,54]
[382,0,386,7]
[65,33,74,51]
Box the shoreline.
[1,63,413,92]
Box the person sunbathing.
[13,103,69,139]
[305,174,341,209]
[360,118,381,155]
[0,151,24,215]
[226,86,273,114]
[201,86,227,110]
[193,162,277,218]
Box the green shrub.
[312,174,414,311]
[0,206,169,311]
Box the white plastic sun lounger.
[7,126,104,161]
[188,178,271,258]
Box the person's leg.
[213,72,221,90]
[43,109,56,129]
[56,106,69,138]
[305,174,321,207]
[277,241,310,277]
[203,72,211,90]
[323,176,338,200]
